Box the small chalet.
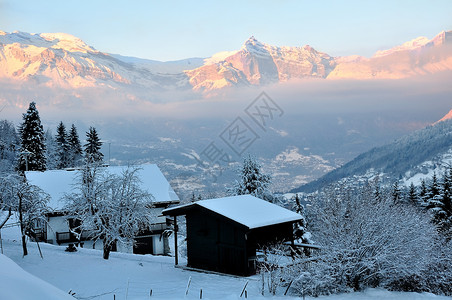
[25,164,179,255]
[162,195,302,276]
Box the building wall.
[46,215,68,244]
[186,212,219,270]
[152,207,166,224]
[46,212,169,255]
[153,235,165,254]
[186,209,249,275]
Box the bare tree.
[65,164,155,259]
[1,173,49,256]
[0,174,16,229]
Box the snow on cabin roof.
[163,195,302,229]
[25,164,179,211]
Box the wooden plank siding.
[185,207,256,276]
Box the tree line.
[404,167,452,238]
[0,101,104,173]
[0,101,148,260]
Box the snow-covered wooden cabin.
[162,195,302,276]
[25,164,179,255]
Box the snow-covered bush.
[283,183,444,297]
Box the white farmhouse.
[25,164,179,255]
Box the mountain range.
[1,30,451,93]
[1,30,451,197]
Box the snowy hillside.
[1,218,451,300]
[294,116,452,193]
[0,254,75,300]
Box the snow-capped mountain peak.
[241,36,269,53]
[40,32,97,53]
[431,30,452,46]
[0,29,451,93]
[0,31,97,53]
[374,36,431,57]
[0,30,189,89]
[373,30,452,58]
[243,35,260,46]
[203,50,238,65]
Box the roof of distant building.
[26,164,179,211]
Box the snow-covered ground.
[1,222,451,300]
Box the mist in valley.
[1,72,451,197]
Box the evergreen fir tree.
[437,167,452,236]
[189,192,201,203]
[44,129,58,170]
[419,179,428,205]
[292,193,312,256]
[68,124,83,167]
[429,173,440,198]
[17,102,46,171]
[425,169,452,238]
[373,176,382,203]
[55,121,70,169]
[407,182,418,206]
[230,154,271,200]
[84,126,103,163]
[427,173,441,209]
[391,181,401,204]
[0,120,19,172]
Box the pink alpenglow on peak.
[435,109,452,124]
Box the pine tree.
[373,176,382,203]
[0,120,19,172]
[436,167,452,236]
[84,126,103,163]
[292,193,312,255]
[391,181,401,204]
[55,121,70,169]
[68,124,83,167]
[427,173,441,209]
[426,168,452,238]
[190,192,201,202]
[419,179,428,205]
[407,182,418,206]
[17,102,46,171]
[44,129,58,170]
[230,154,271,200]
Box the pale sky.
[1,0,451,61]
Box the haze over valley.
[1,29,451,197]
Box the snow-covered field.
[1,223,451,300]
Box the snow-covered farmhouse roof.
[25,164,179,211]
[163,195,302,229]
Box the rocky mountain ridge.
[0,30,451,92]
